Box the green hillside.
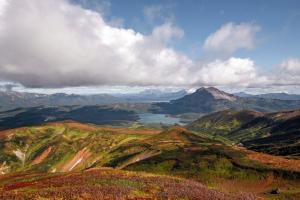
[187,109,300,157]
[0,168,239,200]
[1,121,300,199]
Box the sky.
[0,0,300,94]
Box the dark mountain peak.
[194,87,237,101]
[195,87,206,92]
[159,87,239,114]
[206,86,220,91]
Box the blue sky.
[85,0,300,68]
[0,0,300,94]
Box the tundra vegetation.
[0,121,300,199]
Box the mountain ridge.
[152,87,300,114]
[0,89,187,111]
[234,91,300,100]
[188,108,300,157]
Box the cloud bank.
[275,58,300,85]
[203,22,260,55]
[0,0,194,87]
[0,0,297,89]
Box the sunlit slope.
[1,121,300,176]
[187,110,262,137]
[1,121,300,199]
[0,121,160,174]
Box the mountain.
[234,91,300,100]
[255,93,300,100]
[188,109,300,157]
[0,91,46,110]
[0,91,120,111]
[187,109,263,136]
[152,87,300,114]
[233,92,253,97]
[116,89,187,102]
[1,121,300,199]
[0,105,139,130]
[0,89,187,111]
[151,87,238,114]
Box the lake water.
[138,113,184,125]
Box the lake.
[138,113,184,125]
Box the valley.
[0,87,300,199]
[1,1,299,199]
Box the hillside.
[187,109,263,135]
[235,92,300,101]
[151,87,300,114]
[0,168,238,200]
[188,109,300,157]
[0,105,139,130]
[1,121,300,199]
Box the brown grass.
[235,146,300,172]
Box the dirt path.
[32,146,52,165]
[60,147,91,172]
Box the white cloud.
[152,22,184,43]
[195,57,260,87]
[274,58,300,85]
[280,58,300,74]
[0,0,193,88]
[143,4,175,25]
[203,22,260,55]
[0,0,277,90]
[144,5,163,24]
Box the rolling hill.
[0,105,139,130]
[1,121,300,199]
[188,109,300,157]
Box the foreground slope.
[0,168,237,200]
[1,121,300,199]
[188,109,300,157]
[0,121,160,173]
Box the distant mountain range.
[234,91,300,100]
[152,87,300,114]
[2,88,300,114]
[0,89,187,111]
[2,87,300,130]
[0,105,139,130]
